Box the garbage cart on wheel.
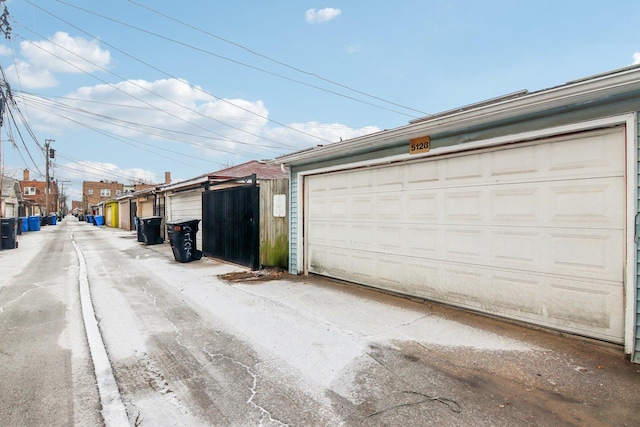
[166,219,202,263]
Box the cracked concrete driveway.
[1,217,639,426]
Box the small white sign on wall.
[273,194,286,217]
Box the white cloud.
[264,121,379,152]
[346,44,361,55]
[7,60,58,89]
[60,160,158,202]
[25,78,275,160]
[633,52,640,65]
[62,160,157,184]
[14,77,381,193]
[65,78,269,143]
[20,31,111,74]
[0,44,11,56]
[305,8,342,24]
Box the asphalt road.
[1,216,639,426]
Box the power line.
[13,29,288,156]
[23,0,333,146]
[18,92,292,153]
[50,0,423,120]
[17,92,284,160]
[128,0,429,117]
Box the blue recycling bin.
[94,215,105,226]
[86,215,94,224]
[20,217,28,233]
[50,214,57,225]
[134,217,144,242]
[28,215,40,231]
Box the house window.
[100,189,111,197]
[116,190,121,196]
[88,189,94,195]
[24,186,36,196]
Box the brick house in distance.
[82,180,124,215]
[19,169,59,216]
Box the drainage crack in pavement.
[134,255,288,425]
[0,284,46,313]
[201,346,289,427]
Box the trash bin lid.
[165,219,200,225]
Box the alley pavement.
[0,216,639,426]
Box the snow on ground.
[0,223,50,292]
[6,221,535,409]
[117,227,534,404]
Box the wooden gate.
[202,176,260,270]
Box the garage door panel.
[376,194,403,220]
[547,279,623,336]
[406,160,439,185]
[407,227,438,255]
[351,224,373,248]
[351,254,376,282]
[492,231,538,264]
[444,153,483,181]
[548,131,624,174]
[490,145,539,176]
[548,178,623,226]
[330,197,349,217]
[444,228,484,259]
[306,127,625,343]
[444,191,484,222]
[549,230,623,280]
[378,225,404,251]
[491,187,540,222]
[352,195,374,218]
[407,192,439,220]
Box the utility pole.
[0,1,11,223]
[58,180,71,217]
[45,139,54,215]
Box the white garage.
[165,189,204,249]
[305,127,625,343]
[277,65,640,361]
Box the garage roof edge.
[275,65,640,166]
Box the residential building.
[82,180,124,215]
[1,176,23,217]
[19,169,59,216]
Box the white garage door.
[167,190,203,250]
[305,127,625,343]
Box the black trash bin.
[140,216,164,245]
[1,217,18,249]
[16,217,23,236]
[166,219,202,263]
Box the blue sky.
[1,0,639,204]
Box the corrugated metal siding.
[289,172,298,274]
[635,115,640,364]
